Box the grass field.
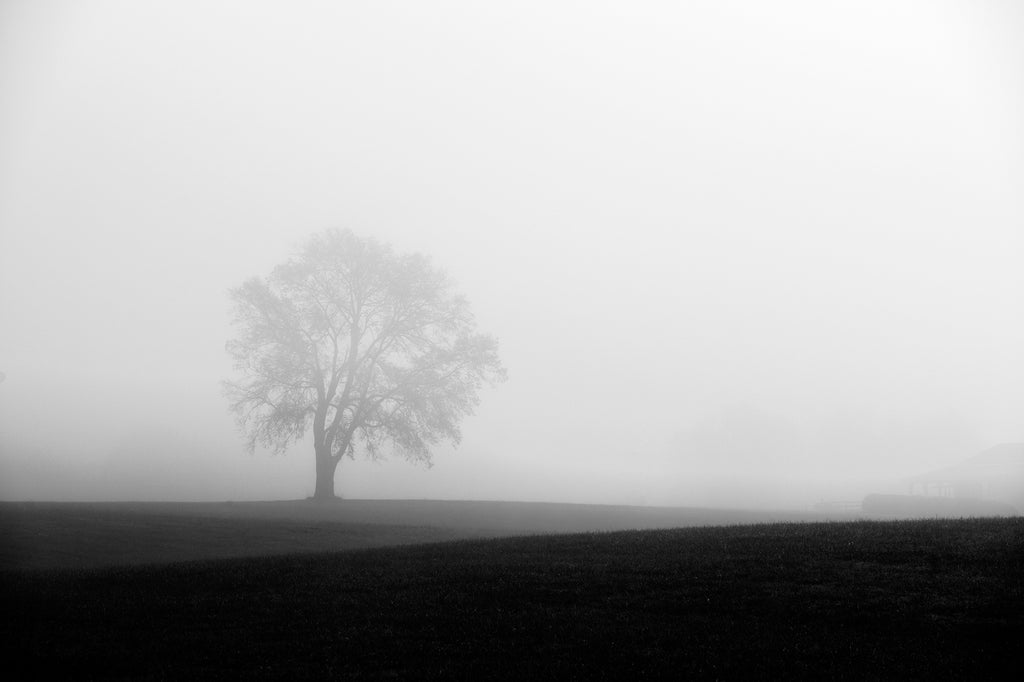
[1,502,1021,679]
[0,499,844,570]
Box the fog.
[1,1,1022,508]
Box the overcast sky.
[1,0,1022,507]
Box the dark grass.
[3,518,1022,680]
[0,500,845,570]
[0,502,490,570]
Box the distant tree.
[224,229,506,500]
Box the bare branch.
[224,228,505,495]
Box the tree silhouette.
[225,229,505,499]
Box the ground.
[1,500,1020,679]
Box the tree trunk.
[313,448,340,501]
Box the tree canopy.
[224,229,506,499]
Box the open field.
[0,499,847,570]
[1,503,1022,679]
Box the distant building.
[903,443,1024,510]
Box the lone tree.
[225,229,506,500]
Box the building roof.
[905,443,1024,484]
